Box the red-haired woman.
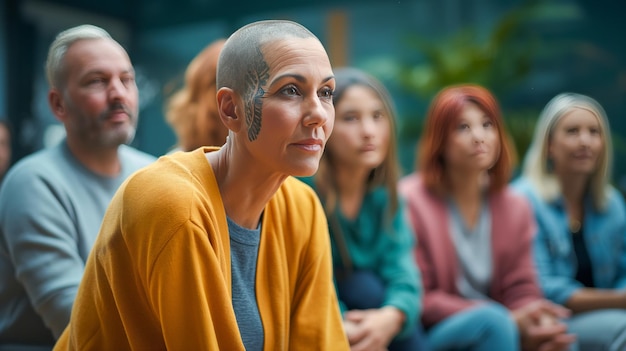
[398,84,576,351]
[165,39,228,152]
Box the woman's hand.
[512,300,576,351]
[343,306,404,351]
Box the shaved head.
[217,20,322,140]
[217,20,319,96]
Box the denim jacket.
[513,177,626,305]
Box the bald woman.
[54,20,348,351]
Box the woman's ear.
[217,87,242,133]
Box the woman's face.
[443,102,500,173]
[236,37,335,178]
[549,108,603,177]
[326,85,391,172]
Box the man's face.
[53,38,138,149]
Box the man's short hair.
[45,24,112,89]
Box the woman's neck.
[207,144,286,229]
[556,170,589,224]
[446,169,486,229]
[557,171,588,204]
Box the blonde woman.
[513,93,626,350]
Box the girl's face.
[326,85,391,173]
[443,102,500,173]
[549,107,603,177]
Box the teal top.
[300,177,422,338]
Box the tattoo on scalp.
[244,49,270,141]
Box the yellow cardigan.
[54,148,349,350]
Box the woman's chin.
[290,164,319,178]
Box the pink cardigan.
[398,173,542,327]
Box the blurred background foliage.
[4,0,625,185]
[393,0,556,163]
[362,0,623,174]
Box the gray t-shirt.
[448,199,493,299]
[228,216,264,351]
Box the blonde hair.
[522,92,613,210]
[165,39,228,151]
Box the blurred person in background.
[165,39,228,152]
[514,93,626,351]
[0,120,12,184]
[399,84,577,351]
[302,67,430,351]
[0,24,155,350]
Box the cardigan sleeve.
[148,221,246,350]
[288,195,350,350]
[412,224,478,327]
[492,192,543,310]
[399,175,477,327]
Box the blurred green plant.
[364,0,583,162]
[396,0,582,100]
[503,109,538,169]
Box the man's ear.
[48,89,66,123]
[217,87,243,133]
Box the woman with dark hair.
[399,84,576,351]
[303,67,429,351]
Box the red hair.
[166,39,228,151]
[417,84,512,194]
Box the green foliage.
[396,0,581,100]
[368,0,583,160]
[503,110,538,166]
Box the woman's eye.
[319,87,334,99]
[483,121,493,128]
[281,85,299,96]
